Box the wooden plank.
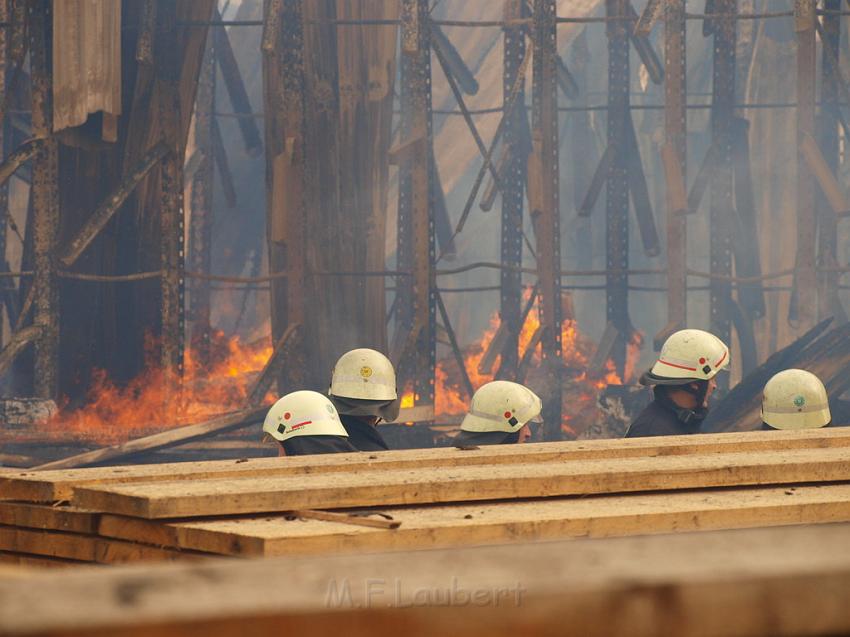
[0,525,211,564]
[0,551,89,569]
[8,427,850,502]
[72,447,850,518]
[0,502,97,534]
[97,484,850,557]
[31,406,267,471]
[3,524,850,636]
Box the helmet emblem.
[793,395,806,409]
[360,366,373,378]
[325,403,335,414]
[503,411,512,419]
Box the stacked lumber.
[2,523,850,636]
[2,428,850,566]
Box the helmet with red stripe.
[263,390,348,442]
[640,329,730,386]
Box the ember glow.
[41,331,274,444]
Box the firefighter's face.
[704,378,718,406]
[517,424,532,444]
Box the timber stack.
[2,427,850,566]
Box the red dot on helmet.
[504,411,512,419]
[284,412,291,420]
[699,357,706,364]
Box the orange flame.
[41,330,274,444]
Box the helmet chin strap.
[657,382,710,425]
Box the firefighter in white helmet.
[626,329,730,438]
[761,369,831,430]
[454,380,543,446]
[328,348,399,451]
[263,390,357,456]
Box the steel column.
[605,0,631,375]
[157,2,186,387]
[499,0,527,380]
[396,0,435,407]
[709,0,736,389]
[818,0,842,321]
[531,0,562,440]
[0,0,8,349]
[29,0,58,399]
[663,0,687,343]
[189,28,215,364]
[795,0,816,328]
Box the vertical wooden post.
[795,0,817,328]
[262,0,307,391]
[531,0,562,440]
[499,0,527,380]
[709,0,736,390]
[29,0,58,399]
[662,0,687,342]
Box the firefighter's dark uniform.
[625,389,705,438]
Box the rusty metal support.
[0,0,7,349]
[435,289,474,399]
[136,0,156,65]
[29,0,57,399]
[189,29,215,365]
[211,117,236,208]
[794,0,816,329]
[658,0,687,349]
[709,0,736,390]
[157,3,186,390]
[0,138,39,187]
[530,0,562,439]
[499,0,528,381]
[0,324,38,378]
[395,0,435,408]
[817,0,844,321]
[430,24,478,95]
[605,0,631,376]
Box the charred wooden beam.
[605,0,632,376]
[0,0,8,351]
[800,133,849,217]
[135,0,156,65]
[626,1,663,84]
[211,117,236,208]
[214,8,263,157]
[709,0,736,390]
[0,138,39,188]
[436,290,474,400]
[578,142,613,217]
[58,143,168,268]
[431,149,455,260]
[430,24,478,95]
[531,0,562,439]
[247,323,301,405]
[795,0,817,329]
[0,324,39,378]
[625,110,659,257]
[29,0,58,399]
[634,0,664,37]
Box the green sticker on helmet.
[793,395,806,408]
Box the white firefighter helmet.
[761,369,831,430]
[461,381,543,434]
[642,329,730,385]
[329,348,397,402]
[262,390,348,442]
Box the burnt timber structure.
[0,1,848,447]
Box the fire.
[40,330,275,444]
[427,294,634,437]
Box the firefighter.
[625,329,730,438]
[454,380,542,446]
[761,369,831,430]
[263,390,357,456]
[328,348,399,451]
